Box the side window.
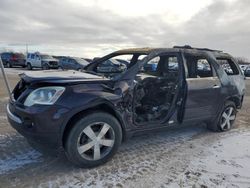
[141,55,179,76]
[185,55,213,78]
[197,59,212,78]
[168,57,179,71]
[143,56,160,74]
[31,54,35,59]
[71,59,76,64]
[217,58,239,75]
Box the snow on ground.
[0,149,42,175]
[176,132,250,188]
[169,131,250,188]
[0,133,43,175]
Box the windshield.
[75,58,89,66]
[90,54,147,79]
[40,55,53,59]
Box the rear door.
[183,53,221,122]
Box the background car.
[26,52,59,70]
[0,52,26,68]
[96,59,127,73]
[244,66,250,77]
[58,57,90,71]
[239,64,248,73]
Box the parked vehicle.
[244,66,250,77]
[7,46,245,168]
[239,64,248,73]
[26,52,59,70]
[0,52,26,68]
[96,59,127,73]
[58,57,89,71]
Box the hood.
[20,70,110,84]
[41,58,58,62]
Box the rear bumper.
[7,102,70,150]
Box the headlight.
[24,87,65,107]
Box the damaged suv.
[7,46,245,167]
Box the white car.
[26,52,59,70]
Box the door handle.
[212,85,220,89]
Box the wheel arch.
[61,103,126,148]
[226,95,242,108]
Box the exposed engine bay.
[133,74,178,123]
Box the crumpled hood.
[20,70,110,84]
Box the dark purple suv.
[7,46,245,167]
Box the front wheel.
[65,112,122,168]
[6,62,12,68]
[207,101,237,132]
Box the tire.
[6,62,12,68]
[42,63,49,70]
[65,112,122,168]
[207,101,237,132]
[27,63,32,70]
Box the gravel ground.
[0,68,250,188]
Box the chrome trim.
[6,104,22,124]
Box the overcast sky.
[0,0,249,59]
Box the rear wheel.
[65,112,122,168]
[42,63,49,70]
[207,101,237,132]
[58,66,63,70]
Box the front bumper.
[48,64,58,69]
[7,102,70,150]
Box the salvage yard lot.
[1,68,250,187]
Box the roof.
[112,45,229,56]
[113,47,180,54]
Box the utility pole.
[0,56,11,98]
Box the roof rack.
[173,45,223,53]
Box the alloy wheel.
[77,122,115,161]
[220,106,236,131]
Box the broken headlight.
[24,87,65,107]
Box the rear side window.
[217,58,239,75]
[196,59,212,78]
[185,55,213,78]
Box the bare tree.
[235,57,250,64]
